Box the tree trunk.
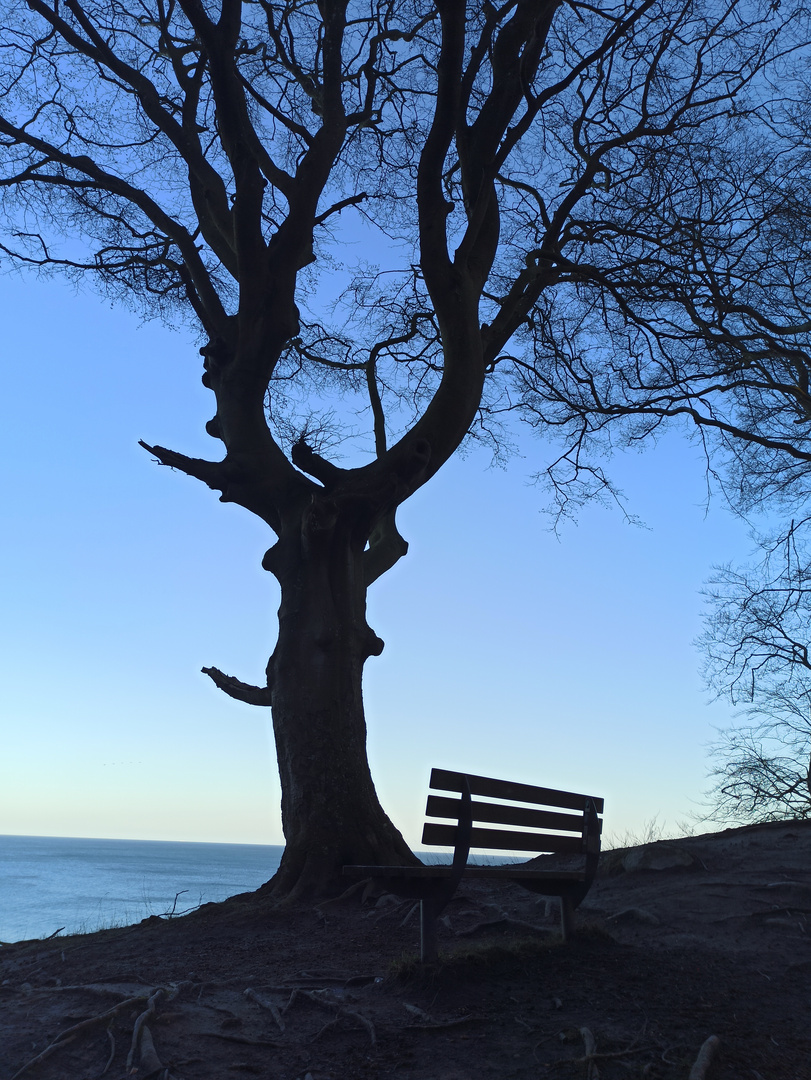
[262,491,418,899]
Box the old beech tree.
[0,0,804,895]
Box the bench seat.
[344,865,589,882]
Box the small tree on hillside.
[702,522,811,822]
[0,0,806,896]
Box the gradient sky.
[1,273,757,850]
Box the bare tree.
[702,521,811,821]
[0,0,804,896]
[704,703,811,822]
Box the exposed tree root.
[688,1035,720,1079]
[9,990,151,1080]
[401,902,420,927]
[258,972,357,988]
[99,1026,115,1078]
[580,1027,599,1080]
[136,1025,166,1076]
[280,986,377,1045]
[456,916,553,939]
[402,1003,476,1030]
[9,1035,77,1080]
[403,1003,432,1022]
[545,1027,657,1076]
[347,1010,377,1045]
[37,982,151,997]
[244,987,286,1032]
[312,1009,376,1045]
[127,987,165,1068]
[313,879,370,909]
[199,1032,280,1047]
[606,907,661,926]
[403,1016,476,1030]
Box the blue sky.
[1,273,755,849]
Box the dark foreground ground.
[1,820,810,1080]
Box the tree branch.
[291,439,344,487]
[138,440,226,491]
[202,666,272,706]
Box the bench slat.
[425,795,594,834]
[421,822,586,854]
[343,864,588,881]
[430,768,604,814]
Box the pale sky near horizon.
[1,273,757,852]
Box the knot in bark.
[394,439,432,486]
[303,495,338,538]
[262,543,282,574]
[365,631,385,657]
[199,334,232,372]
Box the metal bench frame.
[344,768,603,962]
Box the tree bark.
[261,490,418,899]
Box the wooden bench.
[343,768,603,961]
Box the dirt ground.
[1,819,809,1080]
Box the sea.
[0,835,284,944]
[0,836,517,945]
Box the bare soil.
[1,819,809,1080]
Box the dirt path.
[1,820,809,1079]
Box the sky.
[0,273,758,851]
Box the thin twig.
[161,890,190,917]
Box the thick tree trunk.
[262,492,417,899]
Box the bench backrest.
[421,768,603,856]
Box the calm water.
[0,835,283,943]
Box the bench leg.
[420,900,438,963]
[560,897,574,942]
